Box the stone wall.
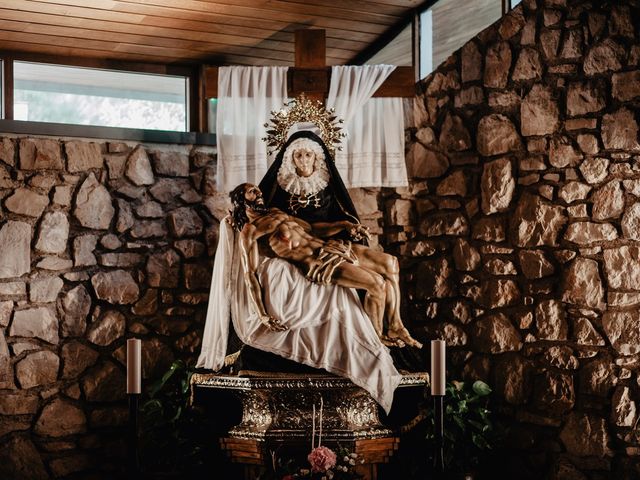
[395,0,640,478]
[0,135,220,478]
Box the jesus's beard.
[247,199,268,215]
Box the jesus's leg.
[331,262,403,347]
[351,245,422,348]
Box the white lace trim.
[277,138,330,197]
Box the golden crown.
[262,94,345,158]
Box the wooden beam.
[198,65,209,133]
[370,66,416,97]
[204,66,219,99]
[288,68,330,96]
[295,29,326,68]
[203,65,415,100]
[3,57,13,120]
[295,29,326,102]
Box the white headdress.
[277,137,330,198]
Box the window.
[420,0,502,79]
[13,62,188,131]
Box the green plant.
[139,360,210,474]
[424,380,496,476]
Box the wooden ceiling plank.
[0,7,321,54]
[4,0,146,24]
[115,0,394,34]
[0,0,421,68]
[136,16,376,51]
[274,0,407,16]
[0,18,28,33]
[0,28,197,59]
[2,1,380,46]
[0,26,348,68]
[116,2,315,41]
[0,18,357,68]
[0,38,180,64]
[114,2,376,45]
[125,0,401,26]
[2,12,357,61]
[0,7,302,53]
[1,3,374,54]
[135,11,386,38]
[115,3,376,47]
[328,0,423,8]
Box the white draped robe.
[197,217,402,413]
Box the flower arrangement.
[261,397,364,480]
[278,447,363,480]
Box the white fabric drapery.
[216,66,289,192]
[196,217,402,413]
[327,65,408,188]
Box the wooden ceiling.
[0,0,423,66]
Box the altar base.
[191,371,428,479]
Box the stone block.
[16,350,59,389]
[125,146,154,185]
[10,307,59,344]
[35,398,86,437]
[91,270,139,304]
[152,151,189,177]
[5,188,49,217]
[481,158,514,214]
[0,221,31,279]
[19,138,63,170]
[477,114,522,156]
[65,141,103,172]
[74,173,114,229]
[474,313,522,353]
[521,84,559,136]
[61,285,91,337]
[36,212,69,254]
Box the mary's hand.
[260,314,288,332]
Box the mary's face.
[292,148,316,177]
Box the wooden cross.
[202,29,415,104]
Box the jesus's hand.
[260,314,288,332]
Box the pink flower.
[307,446,337,473]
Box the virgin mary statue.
[197,97,404,413]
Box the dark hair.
[230,183,250,231]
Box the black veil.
[258,130,361,225]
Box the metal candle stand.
[431,339,446,478]
[127,339,142,478]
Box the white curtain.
[327,65,408,188]
[216,66,289,192]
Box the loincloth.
[306,240,358,285]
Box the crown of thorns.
[262,93,345,158]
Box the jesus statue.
[231,182,422,349]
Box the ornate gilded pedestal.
[191,372,428,479]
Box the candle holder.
[126,338,142,477]
[430,340,446,478]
